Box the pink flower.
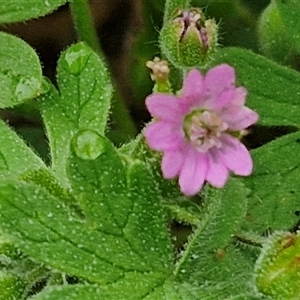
[144,64,258,196]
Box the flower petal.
[162,149,186,179]
[218,134,253,176]
[146,93,183,123]
[222,106,259,131]
[144,121,184,151]
[179,149,208,196]
[204,64,235,100]
[206,150,229,187]
[230,87,247,105]
[205,88,234,110]
[182,69,205,106]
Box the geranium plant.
[0,0,300,299]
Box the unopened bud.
[258,1,298,66]
[146,57,170,82]
[146,57,172,93]
[160,8,218,68]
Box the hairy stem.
[70,0,101,54]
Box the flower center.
[183,109,228,152]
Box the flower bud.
[255,231,300,299]
[258,1,298,66]
[160,8,218,68]
[146,57,172,93]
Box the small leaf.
[0,0,67,23]
[39,42,112,187]
[242,131,300,234]
[0,32,42,108]
[212,47,300,127]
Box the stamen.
[183,109,228,152]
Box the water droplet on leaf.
[14,76,40,101]
[72,130,106,160]
[63,44,91,75]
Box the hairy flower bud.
[160,8,218,68]
[258,1,298,66]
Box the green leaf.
[0,32,42,108]
[0,135,173,287]
[242,131,300,234]
[68,131,174,272]
[255,231,300,299]
[212,47,300,127]
[0,119,44,180]
[118,135,184,200]
[0,0,67,23]
[274,0,300,53]
[39,42,112,187]
[30,273,165,300]
[176,179,256,298]
[21,168,84,218]
[0,180,168,284]
[68,130,129,235]
[30,279,203,300]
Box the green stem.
[70,0,137,140]
[164,0,191,24]
[111,91,138,140]
[70,0,101,54]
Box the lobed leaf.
[0,32,42,108]
[68,131,174,273]
[0,134,173,288]
[0,179,166,284]
[39,42,113,187]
